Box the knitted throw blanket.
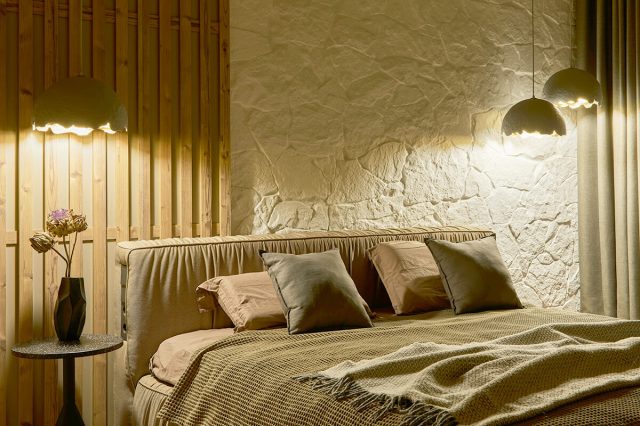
[296,322,640,426]
[158,308,640,426]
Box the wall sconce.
[32,75,127,136]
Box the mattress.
[134,375,173,426]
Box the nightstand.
[12,334,123,426]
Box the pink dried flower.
[46,209,74,237]
[33,208,87,277]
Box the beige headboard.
[113,226,492,424]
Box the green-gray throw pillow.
[424,235,523,314]
[259,249,373,334]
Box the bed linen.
[157,307,640,425]
[151,328,235,385]
[297,321,640,426]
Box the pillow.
[216,272,287,331]
[196,272,286,331]
[196,277,234,328]
[260,249,373,334]
[368,241,450,315]
[424,235,523,314]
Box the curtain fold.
[577,0,640,319]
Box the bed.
[113,226,640,425]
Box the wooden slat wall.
[0,2,7,424]
[0,1,230,424]
[17,2,35,426]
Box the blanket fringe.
[294,374,457,426]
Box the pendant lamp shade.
[33,75,127,136]
[501,0,566,137]
[542,67,602,109]
[502,97,566,137]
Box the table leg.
[56,357,84,426]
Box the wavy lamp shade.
[502,97,567,137]
[32,75,128,136]
[543,67,602,109]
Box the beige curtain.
[577,0,640,319]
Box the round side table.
[12,334,123,426]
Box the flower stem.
[62,235,70,262]
[69,232,79,276]
[50,246,70,277]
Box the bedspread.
[158,308,640,426]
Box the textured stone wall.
[230,0,579,309]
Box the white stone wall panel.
[231,0,578,309]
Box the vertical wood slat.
[92,1,109,424]
[2,1,229,423]
[115,0,129,243]
[43,1,60,422]
[218,0,230,236]
[68,0,81,76]
[67,0,85,413]
[199,0,212,237]
[159,0,172,239]
[137,0,151,240]
[0,0,7,423]
[17,2,35,426]
[179,0,192,238]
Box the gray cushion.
[425,235,523,314]
[260,249,373,334]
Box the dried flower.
[30,232,55,253]
[33,208,87,277]
[46,208,74,237]
[70,212,88,233]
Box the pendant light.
[32,14,127,136]
[502,0,566,137]
[542,1,601,109]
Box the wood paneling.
[0,0,230,424]
[179,0,193,238]
[0,1,8,423]
[17,2,35,425]
[218,0,230,236]
[199,0,213,238]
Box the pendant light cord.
[531,0,535,97]
[569,0,573,67]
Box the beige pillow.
[260,249,373,334]
[196,272,286,331]
[425,235,523,314]
[368,241,450,315]
[196,277,233,328]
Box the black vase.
[54,277,86,341]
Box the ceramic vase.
[54,277,86,341]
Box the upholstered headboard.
[113,226,492,424]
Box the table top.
[11,334,123,359]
